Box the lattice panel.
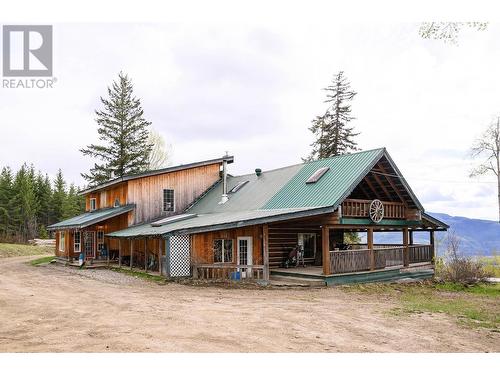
[169,235,191,277]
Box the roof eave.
[78,156,234,195]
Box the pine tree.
[51,169,67,224]
[63,184,84,219]
[11,164,38,242]
[34,172,52,230]
[80,72,153,186]
[0,167,15,241]
[306,71,359,161]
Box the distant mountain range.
[373,212,500,257]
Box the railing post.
[118,238,122,268]
[130,239,134,270]
[429,230,435,264]
[322,225,331,275]
[368,228,375,270]
[403,228,409,267]
[263,224,269,281]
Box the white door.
[237,236,253,278]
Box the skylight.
[228,180,249,193]
[306,167,330,184]
[151,213,197,227]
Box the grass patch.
[396,289,500,329]
[29,256,56,266]
[341,281,499,330]
[109,267,166,283]
[435,282,500,297]
[0,242,54,258]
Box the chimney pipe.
[219,157,229,204]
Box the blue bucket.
[230,271,241,280]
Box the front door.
[83,231,96,259]
[237,236,253,278]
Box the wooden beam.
[130,239,134,270]
[144,238,148,272]
[429,230,435,264]
[409,230,414,245]
[370,171,393,201]
[362,176,379,197]
[158,238,163,276]
[263,224,269,281]
[368,228,374,270]
[377,163,407,204]
[322,225,331,275]
[118,239,122,268]
[403,228,409,267]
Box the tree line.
[0,164,84,243]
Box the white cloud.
[0,21,499,220]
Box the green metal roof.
[47,204,135,230]
[106,206,334,238]
[106,148,443,238]
[187,163,304,214]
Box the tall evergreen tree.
[34,172,52,229]
[63,184,84,219]
[11,164,38,242]
[80,72,153,186]
[51,169,67,224]
[306,71,359,161]
[0,167,15,241]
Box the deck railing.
[193,264,265,280]
[409,244,433,263]
[330,244,432,274]
[341,199,406,219]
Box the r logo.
[2,25,53,77]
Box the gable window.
[114,198,120,207]
[59,232,65,253]
[74,231,81,253]
[213,239,233,263]
[163,189,175,212]
[90,198,97,211]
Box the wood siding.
[85,183,127,211]
[191,225,263,266]
[127,164,221,225]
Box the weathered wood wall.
[127,164,221,225]
[85,183,127,211]
[191,225,262,265]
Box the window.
[306,167,330,184]
[89,198,97,211]
[59,232,65,252]
[298,233,316,259]
[74,231,81,253]
[163,189,175,212]
[213,239,233,263]
[113,198,120,207]
[97,231,104,252]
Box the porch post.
[429,230,435,264]
[263,224,269,281]
[118,239,122,268]
[158,238,163,276]
[130,239,134,270]
[322,225,331,275]
[144,238,148,272]
[368,228,374,270]
[403,228,409,267]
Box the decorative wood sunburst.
[369,199,384,223]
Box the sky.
[1,19,499,220]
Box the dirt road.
[0,256,498,352]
